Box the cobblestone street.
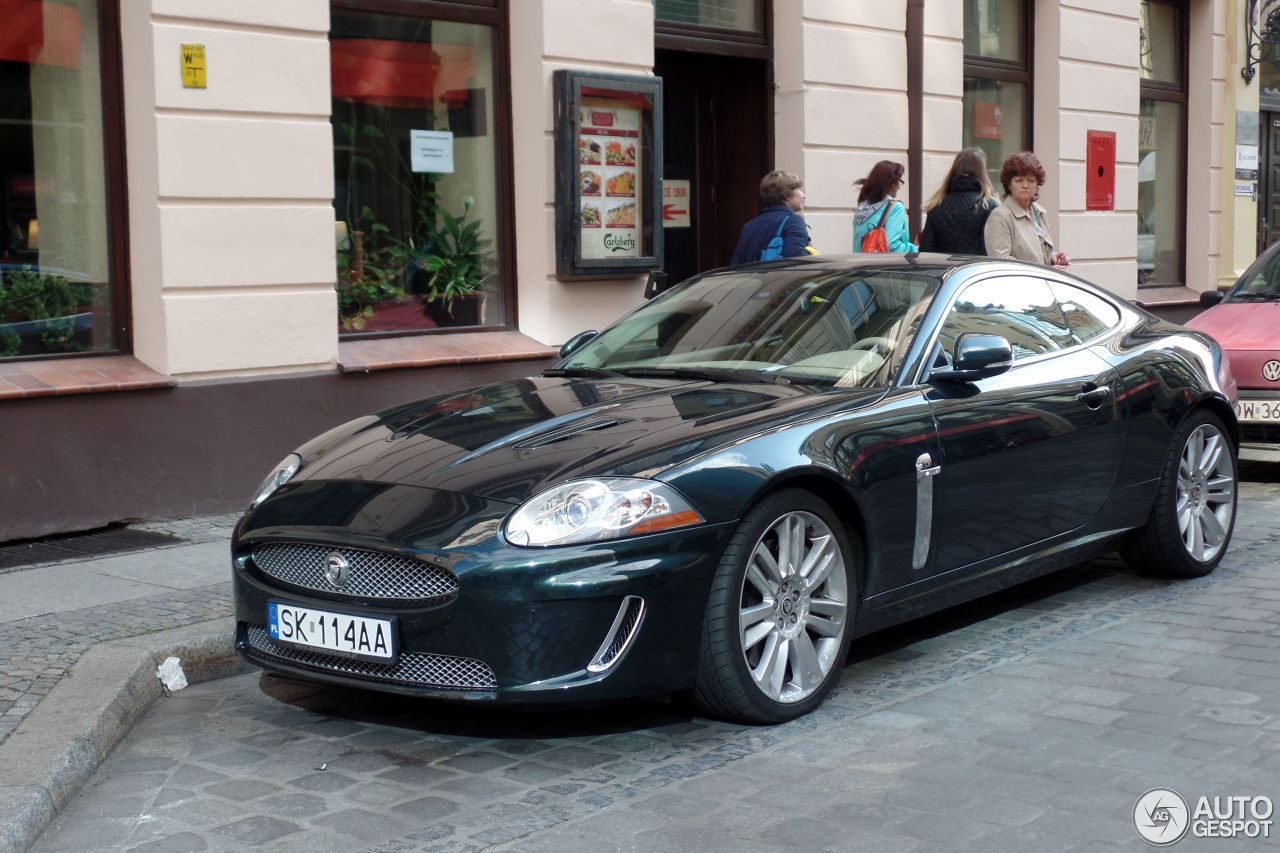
[18,468,1280,852]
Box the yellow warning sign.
[181,44,206,89]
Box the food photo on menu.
[579,137,602,164]
[581,201,601,228]
[605,170,635,196]
[580,170,602,195]
[605,200,636,228]
[605,140,635,166]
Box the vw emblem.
[1263,360,1280,382]
[324,552,349,588]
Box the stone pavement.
[6,469,1280,852]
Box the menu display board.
[579,102,641,259]
[554,71,663,278]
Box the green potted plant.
[387,194,493,326]
[335,208,406,331]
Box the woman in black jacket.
[918,147,999,255]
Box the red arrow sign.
[663,203,688,221]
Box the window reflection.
[939,278,1071,360]
[0,0,116,359]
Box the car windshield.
[555,267,939,388]
[1228,248,1280,302]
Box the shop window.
[962,0,1031,188]
[0,0,121,360]
[331,3,507,336]
[1138,0,1186,288]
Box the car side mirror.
[930,334,1013,382]
[644,270,671,300]
[1199,289,1225,307]
[559,330,598,359]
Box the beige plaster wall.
[121,0,336,379]
[775,2,912,256]
[508,0,655,348]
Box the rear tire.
[692,490,857,724]
[1121,409,1237,578]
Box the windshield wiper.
[614,366,791,385]
[542,366,620,378]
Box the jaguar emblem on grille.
[1263,360,1280,382]
[324,552,350,588]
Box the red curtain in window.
[0,0,81,68]
[330,38,473,109]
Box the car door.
[922,275,1125,575]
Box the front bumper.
[232,483,735,705]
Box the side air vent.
[587,595,645,673]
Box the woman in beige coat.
[984,151,1070,270]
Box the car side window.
[937,277,1070,361]
[1049,281,1121,344]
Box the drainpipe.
[906,0,924,239]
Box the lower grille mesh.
[245,625,497,690]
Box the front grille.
[1241,423,1280,444]
[245,625,497,690]
[252,543,458,601]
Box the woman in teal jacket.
[852,160,918,252]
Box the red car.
[1188,242,1280,462]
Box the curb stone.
[0,618,245,853]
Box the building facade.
[0,0,1264,540]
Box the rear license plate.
[268,602,396,662]
[1234,399,1280,423]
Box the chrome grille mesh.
[246,625,497,690]
[252,543,457,601]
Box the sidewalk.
[0,514,247,853]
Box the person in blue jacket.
[852,160,918,253]
[729,170,812,264]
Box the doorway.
[1260,112,1280,255]
[655,50,770,285]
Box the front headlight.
[248,453,301,510]
[504,477,704,547]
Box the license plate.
[1234,399,1280,423]
[268,602,396,662]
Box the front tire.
[693,490,857,724]
[1122,409,1237,578]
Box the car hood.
[288,375,883,504]
[1186,302,1280,351]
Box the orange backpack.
[860,200,898,253]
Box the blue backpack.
[758,214,792,260]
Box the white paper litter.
[156,656,188,691]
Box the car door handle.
[1078,385,1112,408]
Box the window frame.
[1137,0,1188,290]
[329,0,516,338]
[962,0,1033,165]
[654,0,769,60]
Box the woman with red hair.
[984,151,1070,269]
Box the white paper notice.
[411,130,455,173]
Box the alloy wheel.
[737,511,849,703]
[1176,423,1236,563]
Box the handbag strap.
[876,199,898,228]
[771,213,792,238]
